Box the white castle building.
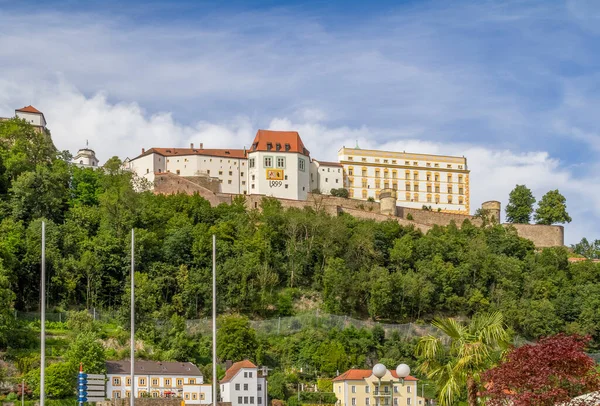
[71,142,100,168]
[125,130,470,213]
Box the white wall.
[248,151,310,200]
[220,368,266,406]
[314,163,343,194]
[16,111,45,127]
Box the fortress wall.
[340,207,432,234]
[398,207,483,227]
[505,223,564,247]
[153,172,222,206]
[181,175,221,193]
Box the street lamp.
[372,364,411,406]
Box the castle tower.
[72,142,100,168]
[379,188,397,216]
[481,200,501,223]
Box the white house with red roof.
[219,360,267,406]
[0,105,47,133]
[332,368,424,406]
[247,130,311,200]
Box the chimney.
[142,148,145,154]
[190,143,194,149]
[200,143,204,149]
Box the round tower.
[481,200,501,223]
[379,188,397,216]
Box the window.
[189,379,196,384]
[176,169,180,175]
[394,386,398,393]
[434,163,439,168]
[244,397,249,404]
[448,186,452,194]
[459,187,464,195]
[349,189,354,197]
[426,173,431,181]
[384,159,388,163]
[426,162,431,167]
[435,186,440,193]
[238,397,243,404]
[285,184,288,189]
[113,378,121,386]
[427,194,432,203]
[252,184,255,189]
[276,157,285,168]
[407,398,411,405]
[413,161,418,166]
[266,142,272,151]
[207,170,210,175]
[375,169,380,177]
[326,178,329,182]
[250,397,255,404]
[299,158,306,171]
[258,397,262,404]
[459,196,464,204]
[229,171,233,176]
[406,192,411,201]
[447,175,452,183]
[125,392,131,398]
[242,181,246,185]
[384,386,389,393]
[435,194,440,203]
[413,193,419,202]
[349,167,354,176]
[241,172,244,176]
[435,173,439,182]
[414,184,419,192]
[348,156,353,161]
[252,175,255,180]
[177,379,183,387]
[152,392,158,398]
[258,384,262,391]
[394,399,398,406]
[366,399,370,405]
[392,182,397,190]
[219,171,223,175]
[384,170,389,178]
[392,170,397,179]
[459,175,463,184]
[405,161,410,165]
[362,179,368,188]
[448,196,453,203]
[244,372,248,378]
[362,190,368,199]
[362,169,367,176]
[352,386,356,393]
[447,164,452,168]
[384,181,389,189]
[352,398,356,405]
[407,386,411,393]
[151,378,158,386]
[405,171,410,179]
[236,384,240,390]
[112,391,121,399]
[362,158,367,162]
[244,384,249,391]
[249,158,255,168]
[427,185,432,193]
[375,159,380,163]
[336,179,339,183]
[264,157,272,167]
[375,180,381,188]
[192,393,198,400]
[126,378,132,386]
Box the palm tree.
[416,312,510,406]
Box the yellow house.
[332,368,425,406]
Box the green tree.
[505,185,535,224]
[217,315,257,361]
[26,362,74,398]
[416,312,510,406]
[572,238,600,259]
[0,262,16,349]
[533,189,572,225]
[63,332,106,373]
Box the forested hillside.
[1,118,600,398]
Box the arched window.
[413,193,419,202]
[362,189,368,199]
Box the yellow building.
[332,368,425,406]
[338,147,470,214]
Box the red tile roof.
[250,130,310,156]
[137,147,247,160]
[220,360,257,384]
[16,105,42,114]
[313,159,342,167]
[332,369,418,382]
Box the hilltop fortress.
[124,130,563,248]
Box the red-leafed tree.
[482,334,600,406]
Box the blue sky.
[0,0,599,244]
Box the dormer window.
[267,143,273,151]
[285,143,290,151]
[276,143,281,151]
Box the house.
[106,360,211,404]
[220,360,267,406]
[333,368,425,406]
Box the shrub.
[330,188,349,198]
[407,213,414,220]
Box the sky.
[0,0,599,244]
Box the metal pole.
[131,229,135,406]
[212,234,217,406]
[21,379,24,406]
[40,221,46,406]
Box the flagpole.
[131,229,135,406]
[212,234,217,406]
[40,221,46,406]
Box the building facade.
[338,147,470,214]
[106,361,211,405]
[220,360,267,406]
[310,160,344,194]
[1,105,47,133]
[71,146,100,168]
[333,369,424,406]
